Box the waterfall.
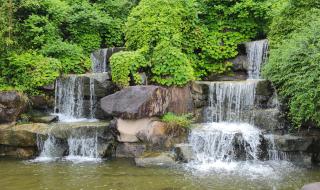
[206,80,257,123]
[190,123,262,164]
[91,47,124,73]
[89,77,96,119]
[35,133,100,162]
[54,76,85,122]
[245,39,268,79]
[66,134,99,161]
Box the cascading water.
[206,81,257,123]
[187,40,293,177]
[91,47,124,73]
[54,76,86,122]
[245,39,269,79]
[35,131,100,163]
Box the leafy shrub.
[151,42,194,86]
[263,15,320,128]
[110,51,148,87]
[161,112,193,136]
[268,0,320,47]
[40,40,90,74]
[3,52,61,94]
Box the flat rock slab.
[49,121,110,139]
[135,152,176,167]
[0,123,49,146]
[100,85,170,119]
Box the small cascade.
[89,77,96,119]
[54,76,85,122]
[206,80,258,123]
[91,47,124,73]
[66,135,99,161]
[35,132,100,162]
[190,123,261,163]
[245,39,269,79]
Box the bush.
[151,42,194,86]
[40,40,90,74]
[263,15,320,128]
[3,52,61,94]
[161,112,193,136]
[110,51,148,87]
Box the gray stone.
[31,115,58,123]
[254,108,283,131]
[49,121,110,139]
[229,55,249,72]
[29,95,54,111]
[301,182,320,190]
[174,143,193,162]
[0,91,28,123]
[0,123,49,147]
[100,85,170,119]
[273,135,314,152]
[116,143,146,158]
[135,152,176,167]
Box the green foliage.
[151,42,194,86]
[40,40,90,74]
[110,51,147,87]
[114,0,270,86]
[263,13,320,128]
[161,112,193,129]
[2,52,61,94]
[123,0,197,86]
[161,112,193,136]
[268,0,320,47]
[0,0,136,94]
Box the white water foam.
[186,123,294,178]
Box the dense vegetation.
[263,0,320,128]
[1,0,320,128]
[0,0,137,93]
[110,0,270,87]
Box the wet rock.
[116,143,146,158]
[29,95,54,111]
[0,145,37,159]
[254,108,283,131]
[301,182,320,190]
[0,91,28,123]
[100,85,170,119]
[0,123,49,147]
[272,135,313,152]
[167,85,193,115]
[229,55,249,72]
[174,144,193,162]
[49,121,110,139]
[255,80,274,108]
[30,115,58,123]
[135,152,176,167]
[136,121,167,147]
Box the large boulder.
[116,118,157,143]
[167,86,194,115]
[101,85,170,119]
[116,143,146,158]
[0,91,28,123]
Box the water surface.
[0,158,319,190]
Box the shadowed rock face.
[100,85,170,119]
[0,91,28,123]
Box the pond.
[0,158,319,190]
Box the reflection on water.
[0,158,319,190]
